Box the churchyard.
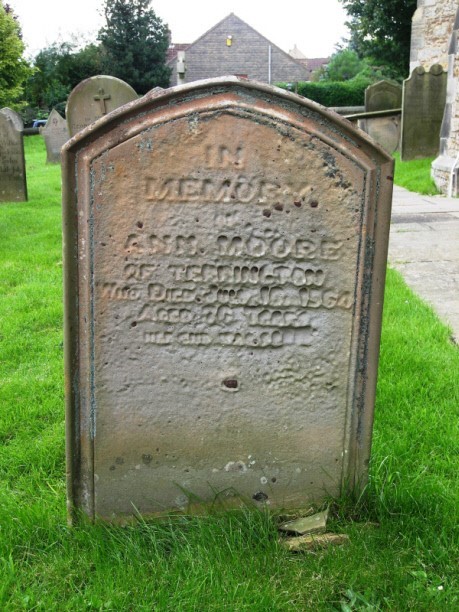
[0,129,458,608]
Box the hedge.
[277,80,371,107]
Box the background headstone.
[357,112,401,154]
[42,109,69,164]
[401,64,447,160]
[63,78,393,521]
[0,113,27,202]
[0,107,24,132]
[365,81,402,113]
[66,75,137,137]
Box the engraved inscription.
[100,224,353,349]
[145,176,311,203]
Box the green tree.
[98,0,171,93]
[324,49,364,81]
[25,40,103,114]
[339,0,417,80]
[0,2,32,107]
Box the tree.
[339,0,417,80]
[98,0,171,93]
[324,49,365,82]
[25,40,103,115]
[0,2,32,107]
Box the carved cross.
[93,88,111,115]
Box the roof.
[167,43,189,64]
[166,12,308,74]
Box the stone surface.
[410,0,458,73]
[66,75,137,137]
[281,533,350,552]
[432,8,459,195]
[365,81,402,113]
[389,185,459,342]
[357,112,401,154]
[401,64,447,161]
[0,107,24,131]
[42,109,69,164]
[0,113,27,202]
[62,77,393,521]
[278,509,328,535]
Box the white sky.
[10,0,349,59]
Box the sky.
[10,0,350,59]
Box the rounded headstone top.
[66,75,138,137]
[429,63,444,76]
[0,107,24,131]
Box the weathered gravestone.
[42,109,69,163]
[66,75,137,137]
[357,110,401,154]
[63,77,393,522]
[0,107,24,132]
[365,81,402,113]
[401,64,447,160]
[0,113,27,202]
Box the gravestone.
[357,111,401,154]
[401,64,447,160]
[0,107,24,132]
[42,109,69,163]
[0,113,27,202]
[63,77,393,522]
[66,75,137,137]
[365,81,402,113]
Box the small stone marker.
[63,77,393,521]
[401,64,447,160]
[66,75,137,137]
[0,113,27,202]
[279,509,329,535]
[365,80,402,113]
[0,107,24,132]
[282,533,350,552]
[42,109,69,164]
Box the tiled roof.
[167,43,190,64]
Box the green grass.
[393,152,440,195]
[0,136,458,610]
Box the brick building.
[168,13,310,86]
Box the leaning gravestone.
[62,77,393,522]
[42,109,69,163]
[401,64,447,160]
[66,75,137,137]
[0,113,27,202]
[365,80,402,113]
[0,107,24,132]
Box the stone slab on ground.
[389,185,459,340]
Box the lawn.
[0,137,458,610]
[393,153,440,195]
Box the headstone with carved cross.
[66,75,137,137]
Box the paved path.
[389,185,459,342]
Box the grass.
[0,136,458,610]
[393,152,440,195]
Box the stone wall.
[410,0,458,71]
[432,9,459,194]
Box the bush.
[278,79,370,107]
